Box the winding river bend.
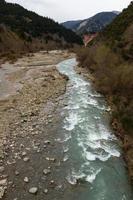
[57,58,133,200]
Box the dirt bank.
[0,50,74,199]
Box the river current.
[56,58,133,200]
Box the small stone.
[44,189,48,194]
[22,152,27,156]
[20,144,24,148]
[0,166,4,173]
[44,140,50,144]
[37,149,41,153]
[24,177,29,183]
[50,180,55,184]
[49,158,56,162]
[29,187,38,194]
[15,171,19,176]
[43,169,51,175]
[23,157,30,162]
[0,179,7,186]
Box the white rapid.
[57,58,133,200]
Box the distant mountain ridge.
[62,11,119,35]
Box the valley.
[0,0,133,199]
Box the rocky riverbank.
[0,50,74,199]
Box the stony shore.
[0,50,74,199]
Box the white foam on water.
[78,122,120,162]
[87,97,98,106]
[63,112,79,131]
[86,168,101,183]
[66,167,102,185]
[66,170,86,185]
[101,143,120,158]
[73,78,90,88]
[85,127,111,142]
[65,104,80,110]
[85,151,111,162]
[58,59,123,192]
[85,151,96,161]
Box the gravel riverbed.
[0,50,74,199]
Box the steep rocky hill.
[62,11,119,35]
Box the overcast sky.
[6,0,131,23]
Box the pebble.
[44,189,48,194]
[46,157,56,162]
[29,187,38,194]
[24,177,29,183]
[22,151,27,156]
[44,140,51,144]
[23,157,30,162]
[50,180,55,185]
[15,171,19,176]
[43,169,51,175]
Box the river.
[56,58,133,200]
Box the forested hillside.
[103,1,133,60]
[0,0,82,58]
[76,1,133,182]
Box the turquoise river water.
[56,58,133,200]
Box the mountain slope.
[0,0,82,58]
[62,20,82,31]
[103,3,133,60]
[62,11,119,35]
